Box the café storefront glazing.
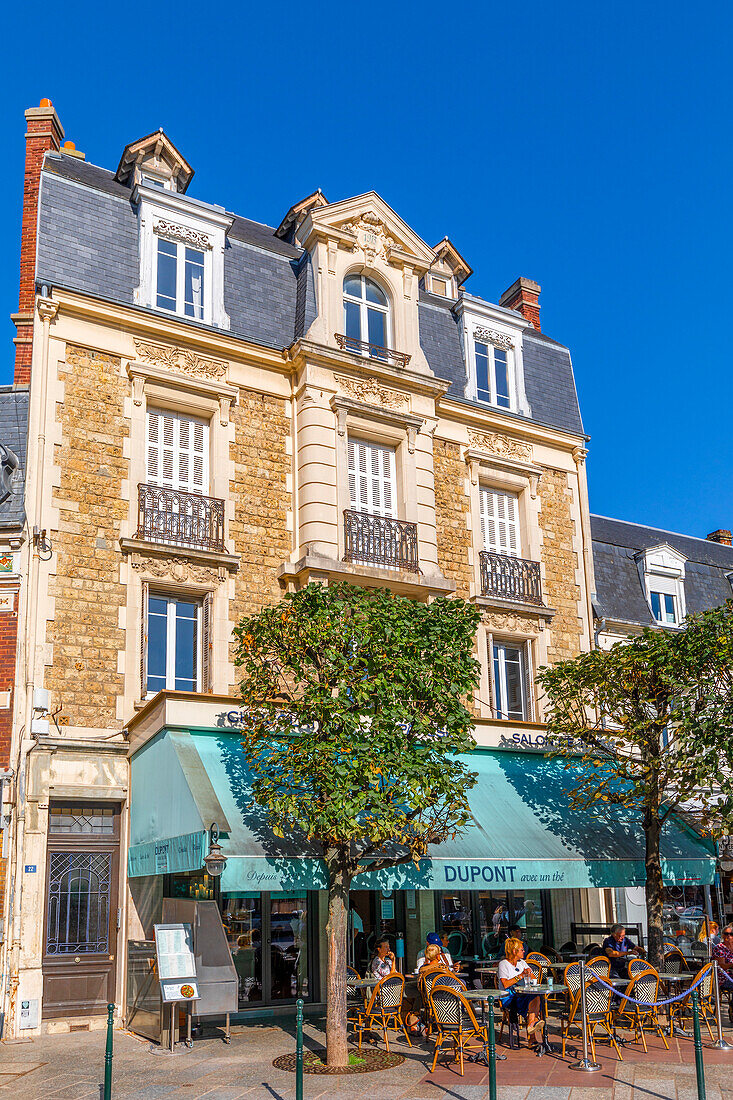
[125,695,717,1016]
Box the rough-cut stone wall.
[228,390,291,682]
[539,467,582,661]
[46,345,129,728]
[433,438,472,598]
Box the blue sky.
[1,2,731,538]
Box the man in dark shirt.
[602,923,645,979]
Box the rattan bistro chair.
[346,966,363,1026]
[561,974,623,1062]
[526,952,549,982]
[354,973,412,1053]
[663,947,688,974]
[615,967,669,1052]
[587,957,611,978]
[629,956,651,978]
[669,963,716,1040]
[428,982,490,1076]
[419,968,465,1041]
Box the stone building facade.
[2,101,597,1034]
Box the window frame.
[342,274,392,352]
[651,590,678,626]
[473,339,514,410]
[153,235,209,323]
[145,592,203,697]
[490,638,533,721]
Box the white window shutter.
[348,438,395,516]
[146,409,209,493]
[523,640,534,720]
[480,488,520,556]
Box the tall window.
[475,341,511,409]
[651,591,678,625]
[492,641,530,720]
[480,487,520,557]
[348,437,396,517]
[146,409,209,494]
[146,595,201,695]
[156,237,206,320]
[343,275,390,354]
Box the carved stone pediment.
[133,339,227,382]
[468,430,533,463]
[472,326,514,350]
[303,191,436,271]
[130,554,221,584]
[483,610,541,635]
[334,374,409,410]
[340,212,400,264]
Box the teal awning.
[129,729,716,891]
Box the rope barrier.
[583,969,708,1008]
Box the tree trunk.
[325,848,351,1068]
[645,815,665,970]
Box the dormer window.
[474,339,511,409]
[142,172,170,191]
[343,274,390,354]
[156,236,206,320]
[637,544,687,628]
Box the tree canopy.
[233,581,482,874]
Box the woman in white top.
[497,937,544,1046]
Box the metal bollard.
[295,997,304,1100]
[103,1003,114,1100]
[692,990,707,1100]
[709,960,732,1051]
[487,996,497,1100]
[569,961,601,1071]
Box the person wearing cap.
[414,932,455,974]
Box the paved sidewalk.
[1,1017,733,1099]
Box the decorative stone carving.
[483,611,541,635]
[473,326,514,350]
[468,430,533,462]
[334,375,409,410]
[133,339,227,382]
[130,555,220,584]
[154,219,213,250]
[341,211,398,263]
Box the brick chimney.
[12,99,64,385]
[499,277,541,331]
[707,529,732,545]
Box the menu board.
[154,923,196,981]
[161,979,200,1004]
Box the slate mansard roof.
[0,386,29,529]
[591,514,733,627]
[36,152,583,437]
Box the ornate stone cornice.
[473,326,514,350]
[133,339,227,382]
[468,430,533,463]
[154,218,213,250]
[334,374,409,410]
[130,554,221,584]
[483,610,541,635]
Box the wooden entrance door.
[42,801,120,1018]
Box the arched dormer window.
[343,274,390,357]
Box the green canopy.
[128,729,716,892]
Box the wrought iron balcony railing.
[343,509,419,573]
[335,333,411,369]
[479,550,543,605]
[137,483,225,553]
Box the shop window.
[221,892,310,1007]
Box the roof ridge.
[591,513,726,548]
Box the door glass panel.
[477,891,510,957]
[46,852,111,954]
[510,890,545,952]
[222,896,263,1005]
[438,890,473,959]
[270,893,308,1001]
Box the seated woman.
[418,943,453,978]
[497,936,544,1047]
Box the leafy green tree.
[233,582,481,1066]
[537,602,733,967]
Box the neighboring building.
[1,99,713,1036]
[592,514,733,930]
[0,387,28,1028]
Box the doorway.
[220,891,314,1009]
[42,801,121,1018]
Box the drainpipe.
[572,447,595,653]
[6,295,58,1035]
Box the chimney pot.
[499,276,542,331]
[40,97,52,107]
[707,529,732,545]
